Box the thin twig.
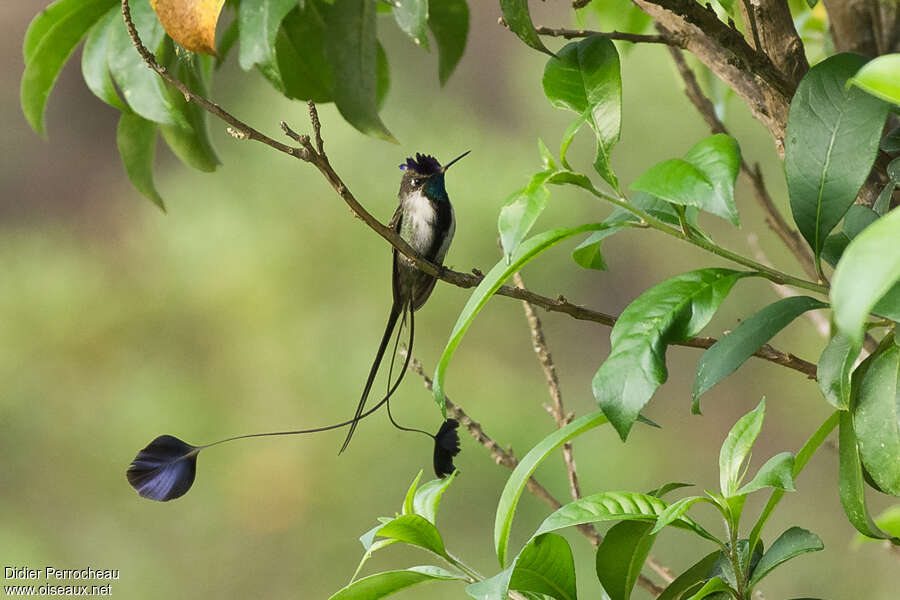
[742,0,762,51]
[499,16,679,45]
[406,357,667,596]
[664,44,819,283]
[512,272,583,503]
[121,0,818,381]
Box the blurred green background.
[3,1,899,598]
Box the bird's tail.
[339,304,403,453]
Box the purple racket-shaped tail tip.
[127,435,200,502]
[433,419,461,478]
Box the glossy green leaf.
[493,410,610,566]
[559,112,588,170]
[376,514,449,559]
[21,0,118,135]
[748,527,822,588]
[160,54,220,172]
[821,205,880,267]
[873,183,895,217]
[271,4,334,102]
[393,0,429,50]
[81,5,127,111]
[412,470,457,525]
[510,534,577,600]
[537,138,557,171]
[785,53,890,258]
[428,0,468,85]
[851,53,900,106]
[832,207,900,342]
[329,566,465,600]
[838,410,898,541]
[543,36,621,189]
[434,224,610,413]
[571,226,624,270]
[882,126,900,153]
[117,113,163,210]
[657,552,720,600]
[693,296,826,409]
[499,173,551,260]
[325,0,395,141]
[402,470,424,515]
[533,491,718,543]
[817,333,860,410]
[873,283,900,321]
[107,0,187,128]
[594,269,750,440]
[500,0,552,57]
[595,521,657,600]
[631,135,740,225]
[685,577,730,600]
[648,482,694,499]
[650,496,716,535]
[854,343,900,495]
[720,399,766,497]
[238,0,297,71]
[736,452,795,495]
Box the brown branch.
[406,357,667,596]
[530,23,678,45]
[737,0,809,83]
[121,0,818,381]
[513,272,583,503]
[664,44,819,283]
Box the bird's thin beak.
[440,150,471,173]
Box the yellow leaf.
[149,0,225,55]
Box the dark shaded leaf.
[510,534,577,600]
[325,0,395,140]
[648,482,693,498]
[117,112,164,209]
[81,5,128,111]
[684,577,731,600]
[785,53,889,258]
[126,434,198,501]
[428,0,468,85]
[160,53,221,172]
[21,0,118,135]
[594,269,749,440]
[330,566,465,600]
[657,551,720,600]
[270,3,334,102]
[595,521,657,600]
[500,0,552,57]
[853,342,900,495]
[882,126,900,153]
[748,527,822,588]
[693,296,826,409]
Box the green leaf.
[403,470,424,515]
[107,0,188,128]
[159,54,221,172]
[595,521,657,600]
[785,53,890,258]
[693,296,826,409]
[873,183,895,217]
[657,552,720,600]
[271,3,335,102]
[325,0,395,141]
[117,112,164,210]
[376,514,449,559]
[685,576,731,600]
[736,452,795,495]
[533,491,718,544]
[648,482,694,499]
[832,207,900,343]
[499,0,552,57]
[720,398,766,497]
[538,139,557,171]
[498,173,551,260]
[510,534,577,600]
[850,53,900,107]
[853,342,900,495]
[543,36,621,189]
[650,496,717,535]
[493,410,610,566]
[413,470,457,525]
[594,269,750,440]
[817,333,860,410]
[882,126,900,153]
[21,0,118,135]
[393,0,430,50]
[821,205,881,267]
[631,135,741,225]
[238,0,297,71]
[890,157,900,184]
[571,226,624,270]
[428,0,468,85]
[748,527,823,588]
[434,224,610,413]
[329,566,466,600]
[838,410,898,541]
[874,282,900,322]
[81,5,127,111]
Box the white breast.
[403,189,437,253]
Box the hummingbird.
[339,151,470,453]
